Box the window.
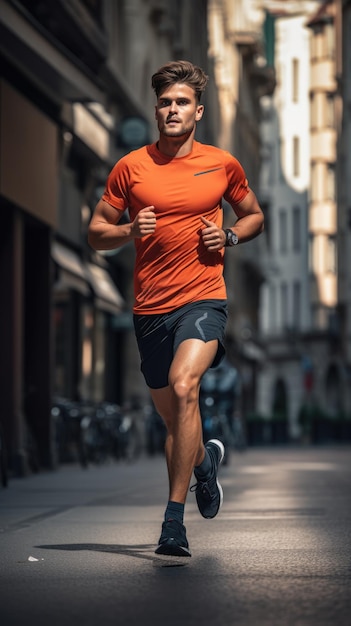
[292,281,301,329]
[264,11,276,67]
[269,283,277,331]
[311,26,323,61]
[292,206,301,251]
[325,93,335,128]
[280,282,288,328]
[292,58,299,102]
[311,23,335,61]
[310,93,317,129]
[326,164,336,201]
[279,137,285,182]
[261,201,271,249]
[326,235,337,273]
[260,144,275,186]
[324,22,335,60]
[293,136,300,177]
[269,145,275,184]
[279,209,287,253]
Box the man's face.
[155,83,204,138]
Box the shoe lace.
[190,478,215,499]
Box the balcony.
[310,128,336,161]
[310,59,336,92]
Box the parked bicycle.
[52,397,142,468]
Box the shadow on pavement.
[35,543,188,567]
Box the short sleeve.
[102,157,130,211]
[223,153,250,206]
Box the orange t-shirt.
[102,140,249,314]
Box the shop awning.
[52,241,90,296]
[86,263,124,315]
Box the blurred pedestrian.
[88,60,264,556]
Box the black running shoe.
[155,519,191,557]
[191,439,225,519]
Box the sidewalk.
[0,454,169,532]
[2,445,351,526]
[1,446,351,626]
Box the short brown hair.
[151,60,209,102]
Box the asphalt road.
[0,445,350,626]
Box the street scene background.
[1,2,351,624]
[1,0,351,480]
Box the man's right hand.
[131,206,156,238]
[88,200,156,250]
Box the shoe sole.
[202,438,225,519]
[207,438,225,464]
[155,539,191,557]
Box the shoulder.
[195,144,248,194]
[116,144,152,167]
[107,145,155,181]
[194,142,241,167]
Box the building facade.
[0,0,211,474]
[207,0,274,420]
[257,1,321,439]
[337,0,351,412]
[256,0,351,442]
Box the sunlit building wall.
[207,0,274,415]
[257,1,325,438]
[256,0,351,437]
[307,1,338,328]
[337,0,351,409]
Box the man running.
[88,60,264,556]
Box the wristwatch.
[224,228,239,247]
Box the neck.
[157,131,195,158]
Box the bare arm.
[88,199,156,251]
[201,189,264,251]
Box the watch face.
[226,229,238,246]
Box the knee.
[171,374,199,406]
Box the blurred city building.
[206,0,275,419]
[256,0,351,442]
[1,0,350,475]
[0,0,210,474]
[337,0,351,411]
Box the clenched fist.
[132,206,156,238]
[200,216,226,251]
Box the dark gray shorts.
[133,299,227,389]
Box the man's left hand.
[200,216,225,251]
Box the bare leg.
[150,338,218,504]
